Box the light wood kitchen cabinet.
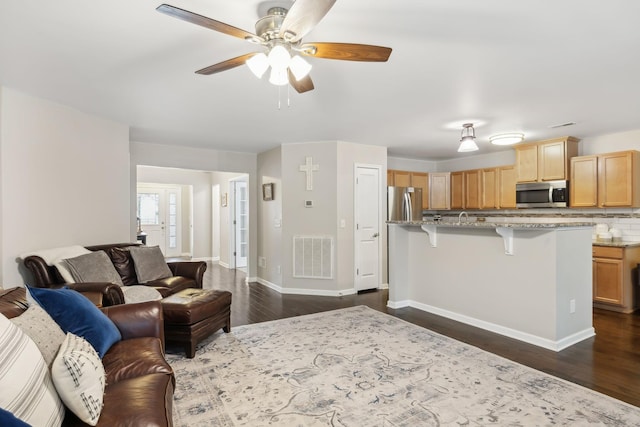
[480,168,498,209]
[497,165,517,208]
[410,172,429,210]
[387,169,429,209]
[515,136,579,182]
[388,169,411,187]
[570,155,598,207]
[450,171,465,209]
[570,150,640,208]
[464,169,482,209]
[428,172,450,209]
[592,245,640,313]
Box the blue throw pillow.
[27,286,121,358]
[0,408,30,427]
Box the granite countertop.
[387,220,593,229]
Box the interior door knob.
[372,232,379,238]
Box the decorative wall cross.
[299,156,319,191]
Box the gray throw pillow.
[63,250,124,286]
[129,246,173,283]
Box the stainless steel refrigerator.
[388,186,423,221]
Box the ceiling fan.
[156,0,392,93]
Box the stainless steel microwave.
[516,180,568,208]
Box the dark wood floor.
[204,263,640,408]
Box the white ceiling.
[1,0,640,160]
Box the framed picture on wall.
[221,193,228,207]
[263,183,274,201]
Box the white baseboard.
[219,261,230,268]
[191,256,214,262]
[255,278,357,297]
[387,299,595,352]
[211,256,220,262]
[378,283,389,290]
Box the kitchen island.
[387,219,594,351]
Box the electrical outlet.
[258,256,266,268]
[569,299,576,314]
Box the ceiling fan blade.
[288,70,314,93]
[300,42,392,62]
[157,4,260,41]
[196,53,258,75]
[279,0,336,43]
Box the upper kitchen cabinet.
[450,171,465,209]
[515,136,579,182]
[387,169,429,209]
[497,165,517,209]
[571,150,640,208]
[428,172,451,210]
[480,168,498,209]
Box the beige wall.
[0,87,130,285]
[257,146,282,285]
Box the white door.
[355,166,381,291]
[137,184,182,257]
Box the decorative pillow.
[121,285,163,304]
[52,333,106,426]
[62,250,124,286]
[109,247,138,285]
[54,259,76,283]
[129,246,173,283]
[0,313,65,427]
[10,304,66,368]
[0,408,31,427]
[27,286,122,358]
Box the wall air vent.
[293,235,333,279]
[549,122,576,129]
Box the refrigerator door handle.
[403,192,412,221]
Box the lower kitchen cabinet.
[592,245,640,313]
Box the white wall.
[0,87,130,285]
[387,156,438,172]
[580,129,640,155]
[257,146,282,285]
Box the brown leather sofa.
[0,286,175,426]
[23,243,207,306]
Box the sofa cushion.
[27,287,122,358]
[10,304,66,368]
[63,251,124,286]
[121,285,163,304]
[129,246,173,283]
[0,312,65,427]
[108,247,138,285]
[102,337,173,384]
[52,333,105,426]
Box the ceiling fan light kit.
[156,1,392,94]
[489,133,524,145]
[458,123,479,152]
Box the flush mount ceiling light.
[458,123,479,152]
[489,133,524,146]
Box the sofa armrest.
[23,255,64,287]
[167,261,206,288]
[66,282,125,306]
[101,300,165,346]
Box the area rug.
[166,306,640,426]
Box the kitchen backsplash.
[428,207,640,242]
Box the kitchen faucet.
[458,211,469,224]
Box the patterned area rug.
[166,306,640,426]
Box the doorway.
[137,183,182,257]
[354,165,382,291]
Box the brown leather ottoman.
[161,288,232,358]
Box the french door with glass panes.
[137,184,181,257]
